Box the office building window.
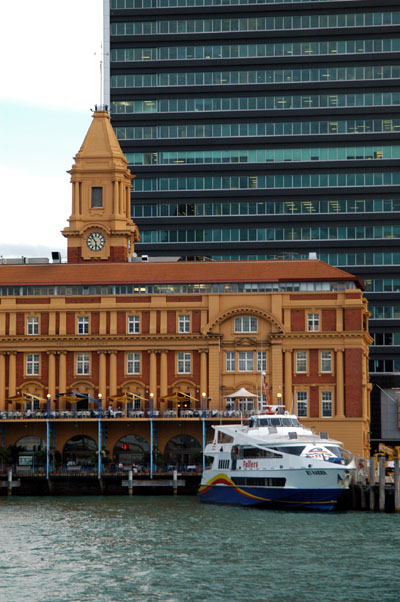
[238,351,254,372]
[177,352,191,373]
[257,351,266,371]
[128,315,140,334]
[76,353,90,375]
[321,392,333,417]
[127,352,141,374]
[77,316,89,334]
[234,315,257,333]
[296,351,307,373]
[226,352,235,372]
[307,313,320,331]
[320,351,333,373]
[91,187,103,208]
[26,353,39,375]
[27,316,39,335]
[178,314,190,333]
[297,392,308,417]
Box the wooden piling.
[128,470,133,496]
[173,469,178,495]
[394,458,400,513]
[7,469,12,497]
[378,456,386,512]
[369,458,375,511]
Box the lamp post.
[201,392,206,413]
[277,391,282,413]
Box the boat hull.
[199,473,347,511]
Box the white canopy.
[224,387,257,398]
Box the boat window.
[259,418,271,426]
[325,446,342,458]
[232,477,286,487]
[270,417,281,426]
[242,447,282,459]
[270,446,305,456]
[290,418,300,427]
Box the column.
[58,352,67,410]
[8,352,16,398]
[160,351,168,398]
[120,178,125,215]
[200,350,208,401]
[99,352,107,398]
[284,349,292,413]
[48,352,56,400]
[0,354,5,410]
[208,345,220,411]
[113,180,118,215]
[270,343,283,401]
[109,351,117,397]
[149,350,157,403]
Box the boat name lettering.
[306,470,327,475]
[242,460,258,468]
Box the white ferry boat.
[199,407,355,511]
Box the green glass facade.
[107,0,400,442]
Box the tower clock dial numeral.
[87,232,105,251]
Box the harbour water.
[1,496,399,602]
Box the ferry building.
[0,110,371,473]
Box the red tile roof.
[0,260,364,289]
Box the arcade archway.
[113,434,150,467]
[63,435,97,466]
[164,434,202,469]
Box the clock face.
[86,232,105,251]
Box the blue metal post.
[98,398,102,479]
[0,424,5,447]
[202,418,206,472]
[46,418,50,478]
[150,417,153,479]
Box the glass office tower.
[106,0,400,446]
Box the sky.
[0,1,104,259]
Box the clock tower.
[62,108,139,263]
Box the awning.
[108,392,147,405]
[224,387,257,398]
[159,391,199,403]
[6,393,48,406]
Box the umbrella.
[224,387,257,398]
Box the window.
[26,353,39,375]
[91,187,103,208]
[321,391,333,417]
[297,391,307,417]
[128,315,140,334]
[127,352,141,374]
[27,316,39,335]
[77,316,89,334]
[76,353,90,375]
[257,351,266,371]
[226,352,235,372]
[307,313,319,331]
[320,350,333,373]
[234,315,258,332]
[238,351,254,371]
[178,314,190,333]
[177,352,191,373]
[296,351,307,373]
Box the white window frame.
[321,391,333,417]
[296,391,308,417]
[128,315,140,334]
[320,350,333,373]
[234,315,258,333]
[77,316,89,335]
[76,352,90,375]
[226,351,235,372]
[238,351,254,372]
[295,350,307,373]
[178,314,190,333]
[177,352,191,374]
[127,352,141,374]
[307,313,320,332]
[27,316,39,335]
[26,353,40,375]
[257,351,266,371]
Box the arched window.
[164,434,202,469]
[113,434,150,467]
[63,435,97,466]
